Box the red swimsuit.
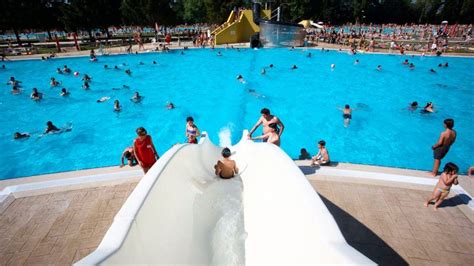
[134,135,157,168]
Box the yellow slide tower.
[212,9,271,45]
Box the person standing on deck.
[431,119,456,176]
[133,127,159,174]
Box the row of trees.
[0,0,472,43]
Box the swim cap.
[74,72,79,76]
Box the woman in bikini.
[424,162,459,210]
[133,127,159,174]
[185,117,200,144]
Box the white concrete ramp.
[76,131,374,265]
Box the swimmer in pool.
[251,123,280,146]
[261,68,266,75]
[56,68,63,74]
[83,81,90,90]
[45,121,60,134]
[422,102,434,113]
[63,65,71,73]
[269,64,274,68]
[7,76,19,86]
[354,59,359,65]
[339,104,353,127]
[236,75,245,83]
[214,147,239,179]
[60,88,70,96]
[409,63,415,70]
[120,147,137,167]
[298,148,311,160]
[166,102,175,109]
[376,65,382,71]
[430,68,436,73]
[409,101,418,111]
[14,132,30,139]
[125,69,132,75]
[403,59,409,65]
[114,65,119,69]
[11,86,20,94]
[50,77,60,87]
[104,65,108,69]
[307,52,312,58]
[114,100,121,112]
[153,61,157,64]
[131,92,143,103]
[82,74,92,82]
[97,96,110,103]
[30,88,42,100]
[291,64,298,70]
[217,51,222,56]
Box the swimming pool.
[1,48,473,179]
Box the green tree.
[120,0,176,26]
[61,0,122,41]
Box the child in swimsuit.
[424,162,459,210]
[185,117,200,144]
[311,140,330,166]
[214,148,238,179]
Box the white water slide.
[77,130,374,265]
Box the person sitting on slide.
[214,148,239,179]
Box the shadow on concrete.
[299,166,317,175]
[439,193,471,208]
[298,162,341,175]
[319,194,408,265]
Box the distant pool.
[0,48,473,179]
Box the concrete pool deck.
[0,163,473,265]
[3,40,473,62]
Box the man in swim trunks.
[248,108,284,142]
[133,127,159,174]
[431,119,456,176]
[214,147,239,179]
[424,162,459,210]
[339,104,353,127]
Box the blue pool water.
[1,49,473,179]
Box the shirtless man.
[431,119,456,176]
[248,108,284,141]
[339,104,354,127]
[214,147,238,179]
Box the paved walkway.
[1,178,472,265]
[0,182,137,265]
[311,180,474,265]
